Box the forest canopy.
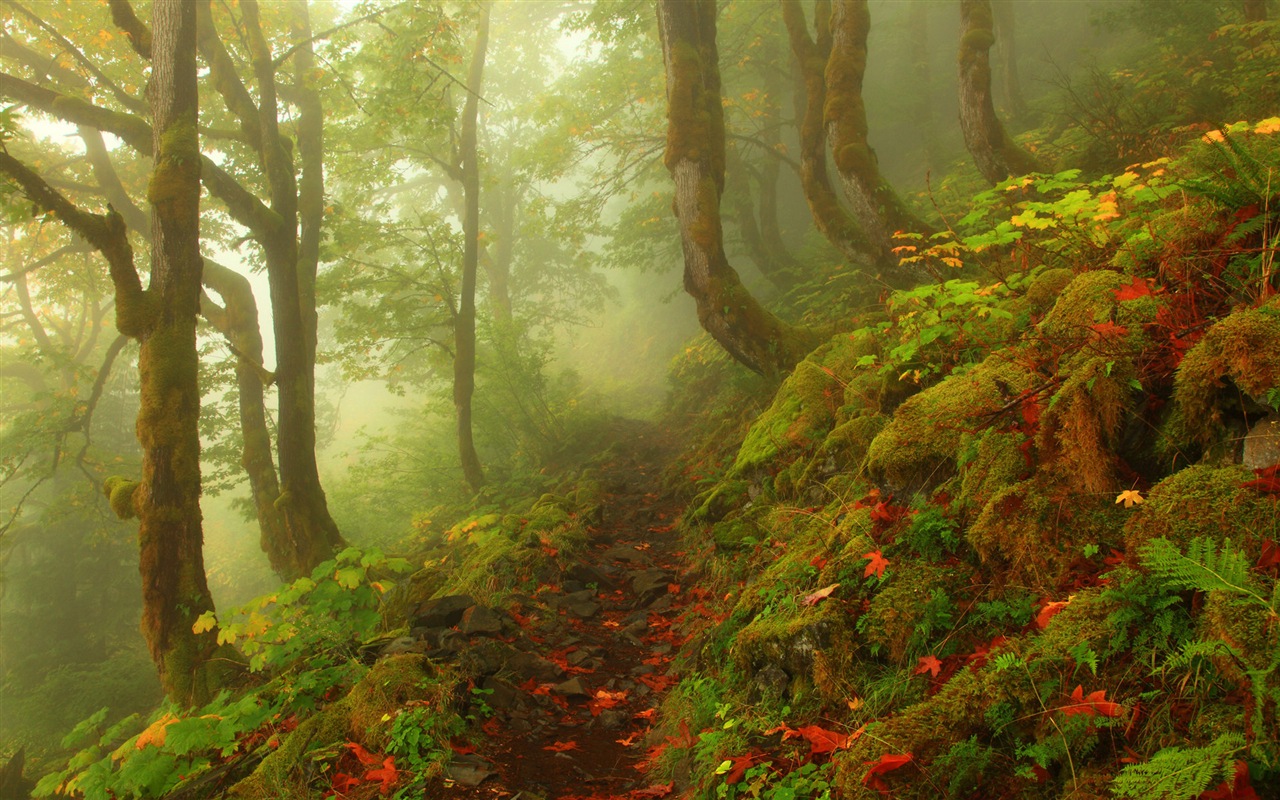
[1,0,1278,798]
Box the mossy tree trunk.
[957,0,1039,184]
[1243,0,1267,22]
[909,2,943,174]
[826,0,930,284]
[991,0,1027,119]
[658,0,814,377]
[138,0,222,706]
[199,259,287,572]
[455,1,489,492]
[780,0,867,264]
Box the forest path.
[444,418,704,800]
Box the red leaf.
[1090,320,1129,339]
[915,655,942,677]
[796,724,850,755]
[810,554,829,570]
[543,740,578,752]
[863,550,889,579]
[1036,600,1069,629]
[330,772,361,794]
[449,741,476,755]
[630,782,675,798]
[1199,760,1260,800]
[965,635,1008,669]
[1059,685,1124,719]
[724,753,759,784]
[862,753,913,793]
[1258,539,1280,571]
[1114,276,1153,302]
[801,583,839,606]
[362,757,398,795]
[344,742,381,767]
[1243,464,1280,497]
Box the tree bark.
[1243,0,1267,23]
[136,0,222,706]
[455,1,489,492]
[909,2,942,173]
[991,0,1026,118]
[957,0,1040,184]
[780,0,866,263]
[658,0,814,377]
[826,0,930,283]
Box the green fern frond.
[1139,538,1269,610]
[1111,733,1245,799]
[1162,637,1239,673]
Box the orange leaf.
[863,551,889,579]
[862,753,913,792]
[801,583,840,606]
[1113,276,1153,302]
[1059,685,1124,719]
[796,724,850,755]
[1036,600,1070,629]
[544,740,578,752]
[363,757,398,795]
[344,742,382,767]
[914,655,942,677]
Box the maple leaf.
[1242,464,1280,496]
[1258,539,1280,571]
[330,772,361,794]
[630,782,674,798]
[1036,599,1071,629]
[1113,275,1153,302]
[616,732,639,747]
[1115,489,1144,508]
[863,550,889,579]
[1200,760,1261,800]
[796,725,850,755]
[862,753,913,793]
[914,655,942,677]
[448,741,476,755]
[344,742,382,767]
[1059,685,1124,719]
[135,713,179,749]
[810,554,829,570]
[1090,320,1129,339]
[363,757,398,795]
[543,740,578,752]
[722,753,760,784]
[801,583,839,606]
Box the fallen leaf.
[344,742,382,767]
[1036,599,1070,629]
[796,724,850,755]
[630,782,674,798]
[1113,276,1153,302]
[863,550,889,579]
[1059,685,1124,719]
[810,554,829,570]
[543,740,578,752]
[1090,320,1129,339]
[330,772,361,794]
[616,732,639,747]
[862,753,913,792]
[1114,489,1144,508]
[363,757,398,795]
[914,655,942,677]
[801,583,840,606]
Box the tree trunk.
[909,2,942,174]
[138,0,221,706]
[991,0,1027,118]
[957,0,1039,184]
[826,0,930,284]
[780,0,867,263]
[237,0,344,577]
[455,2,489,492]
[659,0,814,377]
[1243,0,1267,23]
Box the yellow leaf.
[1254,117,1280,135]
[136,714,179,749]
[192,611,217,634]
[1115,489,1144,508]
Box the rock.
[566,649,595,667]
[459,605,505,636]
[412,594,475,629]
[754,664,790,699]
[597,709,629,730]
[566,601,600,619]
[1243,413,1280,469]
[553,677,590,698]
[378,636,427,658]
[631,568,674,604]
[645,595,673,613]
[509,651,563,683]
[624,620,648,636]
[552,589,597,608]
[480,677,518,711]
[603,546,650,565]
[446,755,495,787]
[566,562,613,588]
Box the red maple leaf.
[1036,599,1070,629]
[796,725,850,755]
[543,740,578,752]
[801,583,839,606]
[1059,685,1124,719]
[343,742,381,767]
[448,740,477,755]
[1242,464,1280,496]
[862,753,913,793]
[1090,320,1129,339]
[810,554,829,570]
[1258,539,1280,571]
[630,782,675,798]
[330,772,361,795]
[363,757,398,795]
[965,635,1008,669]
[915,655,942,677]
[863,550,889,579]
[1114,276,1153,302]
[723,753,760,784]
[1199,760,1260,800]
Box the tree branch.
[108,0,153,59]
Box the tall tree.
[957,0,1040,183]
[991,0,1027,118]
[658,0,814,376]
[0,0,224,706]
[456,2,490,491]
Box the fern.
[1111,733,1244,799]
[1162,637,1240,673]
[1139,538,1273,612]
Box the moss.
[687,480,749,524]
[1039,357,1135,493]
[960,28,996,53]
[866,353,1034,492]
[710,516,761,550]
[732,600,854,702]
[103,475,141,520]
[858,562,961,663]
[1036,270,1127,344]
[968,477,1124,592]
[147,116,201,219]
[1025,268,1073,314]
[955,430,1026,517]
[1123,464,1280,557]
[1173,307,1280,444]
[114,288,156,338]
[732,358,840,475]
[799,414,886,490]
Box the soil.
[440,419,709,800]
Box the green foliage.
[1111,733,1245,799]
[1139,537,1273,613]
[900,507,959,561]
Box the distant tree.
[991,0,1027,118]
[657,0,815,376]
[957,0,1040,183]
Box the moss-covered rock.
[1025,267,1074,314]
[1123,464,1280,557]
[1173,306,1280,446]
[1036,270,1127,343]
[956,429,1027,517]
[866,353,1035,493]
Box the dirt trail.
[443,420,704,800]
